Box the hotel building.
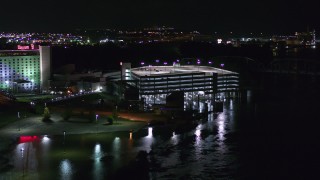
[0,46,51,93]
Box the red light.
[19,136,40,143]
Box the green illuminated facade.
[0,47,51,92]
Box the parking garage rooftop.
[131,65,238,77]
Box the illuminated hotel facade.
[123,63,239,111]
[0,46,51,93]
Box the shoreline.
[0,112,148,174]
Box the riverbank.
[0,112,149,174]
[0,113,148,138]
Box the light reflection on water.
[152,99,237,179]
[92,143,104,180]
[217,113,226,142]
[4,100,238,179]
[171,132,179,145]
[59,159,73,180]
[136,127,155,153]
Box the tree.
[43,107,50,121]
[107,115,114,125]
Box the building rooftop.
[131,65,238,77]
[0,50,39,57]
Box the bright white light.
[217,113,226,141]
[42,135,50,144]
[217,39,222,44]
[94,144,101,154]
[195,129,201,137]
[171,131,179,145]
[147,127,153,138]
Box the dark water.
[2,98,320,179]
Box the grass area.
[16,94,55,103]
[0,102,35,128]
[0,92,121,128]
[0,111,35,128]
[0,113,17,128]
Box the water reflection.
[13,141,39,179]
[194,124,202,145]
[92,143,104,180]
[171,131,179,145]
[93,143,102,160]
[59,159,73,180]
[147,127,153,138]
[217,113,226,141]
[112,137,121,164]
[194,124,204,160]
[3,100,239,179]
[137,127,155,153]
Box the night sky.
[1,0,319,34]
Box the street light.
[63,131,66,153]
[96,114,99,134]
[18,112,20,131]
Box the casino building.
[122,63,239,111]
[0,46,51,93]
